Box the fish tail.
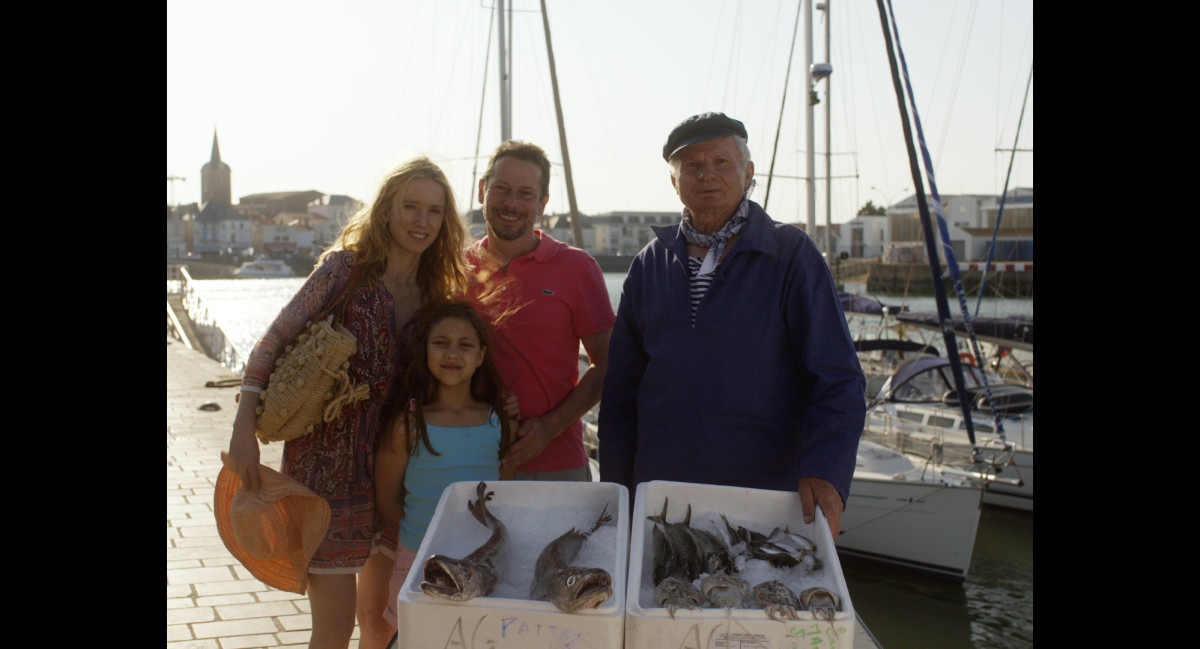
[649,497,668,524]
[468,481,494,528]
[590,504,613,534]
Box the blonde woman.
[228,155,467,649]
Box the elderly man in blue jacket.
[598,112,866,537]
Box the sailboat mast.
[498,0,511,141]
[822,1,832,258]
[763,1,803,211]
[538,0,584,248]
[805,0,816,241]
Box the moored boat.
[232,258,294,278]
[838,440,983,582]
[864,357,1033,511]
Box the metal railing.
[166,302,192,349]
[170,265,250,376]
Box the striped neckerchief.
[680,181,754,325]
[680,180,754,276]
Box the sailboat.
[751,1,987,582]
[839,0,1036,514]
[838,290,1034,512]
[849,0,1036,532]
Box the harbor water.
[181,274,1033,649]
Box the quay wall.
[865,262,1033,297]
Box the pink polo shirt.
[464,232,615,472]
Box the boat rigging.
[873,0,1021,484]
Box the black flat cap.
[662,112,748,161]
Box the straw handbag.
[253,266,371,444]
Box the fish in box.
[625,480,856,649]
[395,480,628,649]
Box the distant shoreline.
[166,256,1031,298]
[166,253,638,278]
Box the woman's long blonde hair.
[320,155,468,303]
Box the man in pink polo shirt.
[464,140,615,481]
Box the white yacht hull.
[837,442,983,581]
[866,404,1034,512]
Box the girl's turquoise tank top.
[397,412,502,552]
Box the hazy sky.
[166,0,1032,226]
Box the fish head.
[798,586,841,612]
[752,580,801,621]
[653,576,704,618]
[419,554,496,602]
[545,566,613,613]
[701,546,734,575]
[752,580,799,606]
[699,572,748,608]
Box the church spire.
[201,128,231,208]
[210,130,221,163]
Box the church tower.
[200,130,232,209]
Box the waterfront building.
[884,189,1033,263]
[257,212,319,257]
[193,201,254,257]
[845,214,889,259]
[306,195,361,247]
[583,211,679,256]
[191,131,253,256]
[169,131,1030,265]
[543,213,596,252]
[167,205,188,258]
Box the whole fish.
[649,499,702,583]
[699,572,749,609]
[691,524,735,576]
[530,504,615,613]
[419,481,505,602]
[650,499,733,582]
[721,513,767,548]
[778,526,817,554]
[799,586,841,622]
[725,516,821,570]
[653,576,705,618]
[753,580,802,621]
[649,499,743,616]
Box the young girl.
[375,300,518,632]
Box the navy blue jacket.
[598,201,866,504]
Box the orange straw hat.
[214,451,330,595]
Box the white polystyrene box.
[625,480,856,649]
[396,480,628,649]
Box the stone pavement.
[166,335,362,649]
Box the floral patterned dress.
[242,250,418,572]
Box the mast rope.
[874,0,1009,455]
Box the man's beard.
[484,205,530,241]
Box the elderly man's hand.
[797,476,845,539]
